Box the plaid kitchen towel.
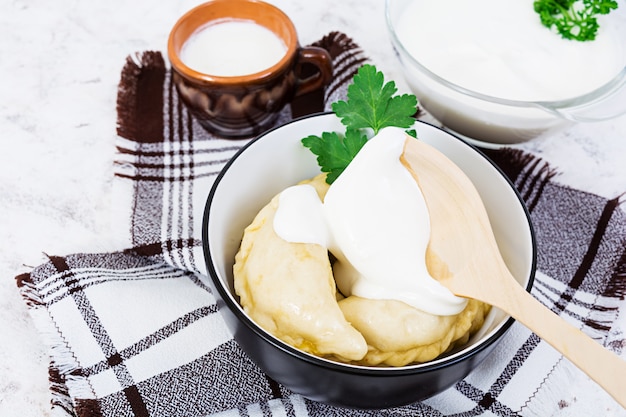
[16,31,626,417]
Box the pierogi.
[233,174,490,366]
[233,175,368,362]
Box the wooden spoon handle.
[400,136,625,407]
[456,270,626,408]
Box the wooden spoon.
[401,136,626,409]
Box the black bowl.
[202,113,536,409]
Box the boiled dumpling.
[233,175,368,362]
[338,296,490,366]
[337,244,490,366]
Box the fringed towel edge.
[116,51,166,145]
[16,268,103,417]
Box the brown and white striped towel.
[16,32,626,417]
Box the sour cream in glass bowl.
[385,0,626,145]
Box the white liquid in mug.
[180,19,288,77]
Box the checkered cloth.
[16,32,626,417]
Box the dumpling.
[338,245,490,367]
[338,296,490,366]
[233,175,368,362]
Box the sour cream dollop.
[272,127,467,316]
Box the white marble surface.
[1,0,625,416]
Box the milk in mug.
[181,19,288,77]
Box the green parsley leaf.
[533,0,618,41]
[302,129,368,184]
[406,129,417,138]
[332,64,417,134]
[301,64,419,184]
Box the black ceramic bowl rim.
[201,112,537,377]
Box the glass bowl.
[385,0,626,145]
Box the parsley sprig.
[534,0,619,41]
[302,65,418,184]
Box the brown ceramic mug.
[168,0,333,139]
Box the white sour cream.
[273,128,467,316]
[395,0,625,101]
[181,20,288,77]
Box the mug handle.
[294,46,333,97]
